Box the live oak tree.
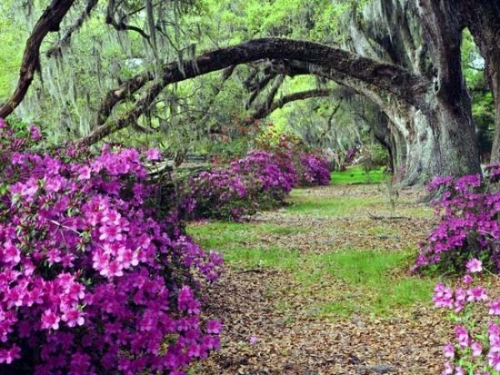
[1,0,499,184]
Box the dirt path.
[191,185,452,375]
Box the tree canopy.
[1,0,499,184]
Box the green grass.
[308,250,407,285]
[285,194,383,216]
[287,185,433,218]
[188,220,436,317]
[187,222,305,268]
[304,250,435,317]
[331,166,386,185]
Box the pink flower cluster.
[413,171,500,273]
[434,259,500,374]
[0,119,223,374]
[298,153,332,186]
[182,149,331,221]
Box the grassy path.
[188,183,452,374]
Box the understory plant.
[0,119,223,374]
[297,152,332,186]
[255,131,332,186]
[181,149,331,221]
[414,165,500,374]
[413,166,500,274]
[181,150,296,221]
[433,259,500,375]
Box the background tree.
[458,0,500,162]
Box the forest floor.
[188,183,458,375]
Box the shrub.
[412,169,500,373]
[180,168,253,221]
[297,153,332,186]
[180,146,332,222]
[182,150,297,221]
[230,150,297,198]
[0,119,223,374]
[432,259,500,374]
[412,168,500,274]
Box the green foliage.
[2,0,220,145]
[462,29,494,161]
[0,0,370,156]
[329,166,385,185]
[0,0,392,167]
[1,115,33,138]
[0,4,25,102]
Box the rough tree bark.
[331,0,482,184]
[414,0,480,182]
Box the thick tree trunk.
[403,104,480,185]
[324,0,481,184]
[384,97,480,186]
[411,0,481,181]
[493,80,500,162]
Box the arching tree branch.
[77,37,431,146]
[0,0,77,118]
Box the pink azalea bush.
[182,150,331,221]
[180,168,253,221]
[414,166,500,374]
[0,119,223,374]
[297,153,332,186]
[182,150,296,221]
[230,150,297,199]
[413,165,500,274]
[433,259,500,374]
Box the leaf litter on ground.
[189,185,456,375]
